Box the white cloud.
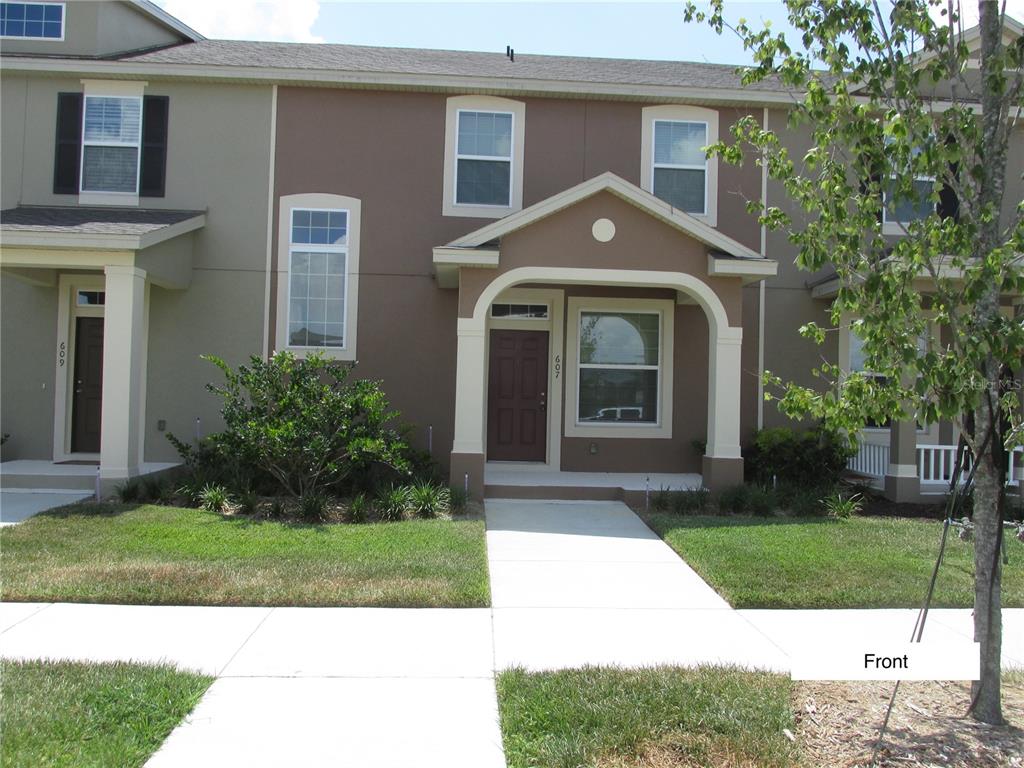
[156,0,324,43]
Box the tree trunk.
[971,389,1004,725]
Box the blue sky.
[156,1,1020,63]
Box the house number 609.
[58,342,66,367]
[554,355,561,378]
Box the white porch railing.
[847,442,890,480]
[848,441,1024,487]
[917,444,971,485]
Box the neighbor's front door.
[71,316,104,454]
[487,329,549,462]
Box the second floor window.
[883,176,935,225]
[81,96,142,194]
[288,209,348,349]
[0,2,63,39]
[455,110,513,206]
[652,120,708,214]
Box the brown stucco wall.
[271,87,755,472]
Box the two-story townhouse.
[1,1,1020,502]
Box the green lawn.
[0,503,490,607]
[0,660,212,768]
[497,666,796,768]
[644,514,1024,609]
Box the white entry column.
[703,325,744,489]
[100,265,149,484]
[450,318,487,499]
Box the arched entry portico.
[450,266,744,499]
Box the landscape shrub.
[651,486,672,512]
[449,485,468,514]
[115,479,141,503]
[407,482,451,519]
[823,491,863,519]
[238,490,260,515]
[774,483,828,516]
[298,491,329,522]
[748,486,777,517]
[346,493,370,524]
[181,352,410,498]
[746,427,854,487]
[717,485,751,515]
[671,487,710,514]
[198,484,231,513]
[376,485,412,522]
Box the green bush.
[197,352,410,498]
[823,491,863,519]
[299,491,329,522]
[718,485,751,515]
[671,487,710,514]
[237,490,260,515]
[748,486,777,517]
[449,485,468,513]
[746,427,854,487]
[775,484,829,516]
[407,482,451,519]
[115,479,141,503]
[346,493,370,524]
[376,485,412,522]
[651,486,671,511]
[198,484,231,513]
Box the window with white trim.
[577,311,661,424]
[652,120,708,214]
[848,324,929,429]
[0,2,63,39]
[455,110,513,206]
[882,143,937,228]
[80,95,142,194]
[287,209,348,349]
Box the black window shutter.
[140,95,169,198]
[53,92,82,195]
[938,183,959,221]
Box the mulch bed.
[794,679,1024,767]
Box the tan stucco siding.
[0,276,57,459]
[0,1,182,58]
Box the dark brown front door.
[71,316,104,454]
[487,329,549,462]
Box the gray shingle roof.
[120,39,785,92]
[0,206,204,236]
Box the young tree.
[683,0,1023,723]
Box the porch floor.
[484,465,702,501]
[0,460,178,492]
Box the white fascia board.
[0,57,801,106]
[432,247,500,267]
[708,253,778,280]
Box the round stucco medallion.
[591,218,616,243]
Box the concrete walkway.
[2,498,1022,766]
[0,489,93,526]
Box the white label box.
[791,641,980,681]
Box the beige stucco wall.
[0,1,182,58]
[0,74,274,462]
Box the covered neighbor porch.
[0,206,204,495]
[433,173,777,500]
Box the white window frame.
[453,108,514,209]
[275,193,361,361]
[78,80,147,207]
[0,1,65,41]
[640,104,719,227]
[79,94,143,197]
[286,207,349,352]
[650,119,709,216]
[442,95,525,219]
[564,297,674,439]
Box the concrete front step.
[0,462,99,492]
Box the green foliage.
[115,479,141,504]
[201,352,410,498]
[376,485,412,522]
[672,487,711,514]
[346,493,369,524]
[651,485,672,511]
[748,486,777,518]
[237,490,260,516]
[198,484,231,514]
[298,491,329,522]
[449,485,468,514]
[406,482,452,519]
[823,491,863,520]
[775,484,827,517]
[747,427,853,487]
[717,484,751,515]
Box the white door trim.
[485,287,564,471]
[53,273,105,462]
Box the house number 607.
[58,342,66,367]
